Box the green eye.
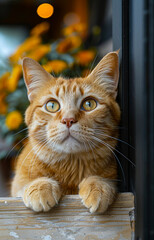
[45,100,60,113]
[81,98,97,111]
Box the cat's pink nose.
[61,118,77,128]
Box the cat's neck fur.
[27,138,117,194]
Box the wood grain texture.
[0,193,134,240]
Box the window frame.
[112,0,154,238]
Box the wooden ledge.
[0,193,134,240]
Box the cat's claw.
[23,177,61,212]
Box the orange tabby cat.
[11,51,120,213]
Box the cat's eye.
[81,98,97,111]
[45,100,60,113]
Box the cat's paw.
[23,177,61,212]
[79,176,116,214]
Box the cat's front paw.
[23,177,61,212]
[79,176,116,214]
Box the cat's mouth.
[61,132,80,144]
[52,129,85,153]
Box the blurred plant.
[0,21,97,160]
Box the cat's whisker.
[44,137,61,159]
[92,136,126,184]
[82,136,96,158]
[28,139,49,178]
[46,138,65,166]
[94,125,125,130]
[93,133,136,166]
[13,144,26,170]
[94,130,135,149]
[13,127,28,137]
[81,137,88,152]
[5,135,28,161]
[92,135,135,167]
[35,133,46,141]
[105,142,135,167]
[88,139,99,150]
[86,125,132,147]
[87,138,107,160]
[85,53,99,77]
[86,140,98,163]
[47,130,66,142]
[50,71,56,78]
[92,136,135,167]
[18,140,43,174]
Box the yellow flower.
[30,22,50,36]
[63,23,87,37]
[57,36,82,53]
[5,111,23,130]
[0,102,7,115]
[7,65,22,92]
[0,97,8,114]
[75,50,96,66]
[26,44,51,61]
[0,72,10,91]
[0,91,6,102]
[0,92,8,115]
[43,60,68,74]
[9,36,41,63]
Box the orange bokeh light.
[37,3,54,19]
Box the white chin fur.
[54,136,85,153]
[32,136,86,164]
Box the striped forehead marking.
[73,85,76,93]
[79,86,84,95]
[56,88,59,97]
[55,80,84,97]
[63,85,66,93]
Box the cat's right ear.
[22,57,53,102]
[88,51,119,99]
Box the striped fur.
[11,52,121,213]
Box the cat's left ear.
[22,57,53,102]
[89,51,119,99]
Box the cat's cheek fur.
[79,176,117,213]
[23,177,61,212]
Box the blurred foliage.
[0,21,99,160]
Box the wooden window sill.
[0,192,134,240]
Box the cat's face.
[23,52,120,154]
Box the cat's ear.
[89,51,119,98]
[22,57,53,102]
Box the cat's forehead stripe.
[55,80,84,96]
[79,86,84,95]
[39,79,87,104]
[62,85,66,94]
[66,81,73,93]
[56,87,60,97]
[73,85,76,93]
